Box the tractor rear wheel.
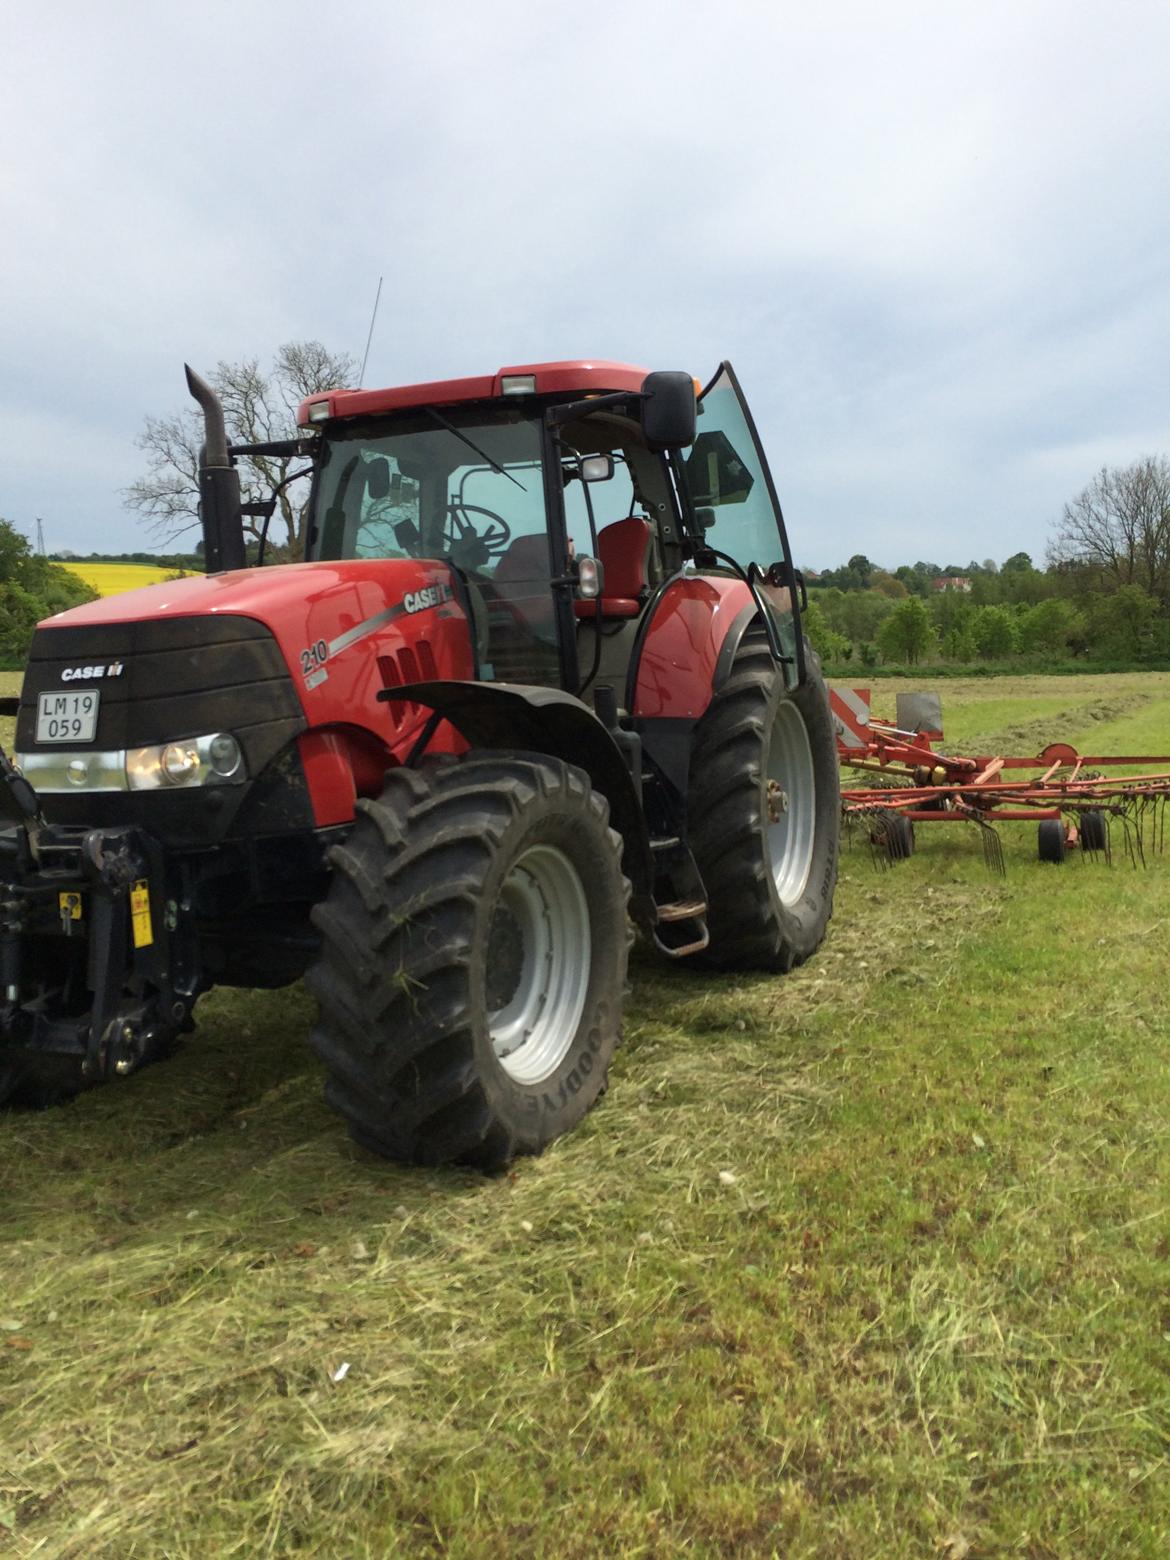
[307,752,629,1169]
[687,632,839,972]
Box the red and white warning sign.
[830,686,872,749]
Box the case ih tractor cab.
[0,359,838,1167]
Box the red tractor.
[0,359,838,1166]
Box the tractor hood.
[43,559,451,635]
[31,557,477,747]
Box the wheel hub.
[486,905,525,1010]
[766,701,816,907]
[487,844,591,1084]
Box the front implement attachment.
[0,738,194,1098]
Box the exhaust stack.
[185,364,246,573]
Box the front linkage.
[0,744,195,1094]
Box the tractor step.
[647,834,710,958]
[653,898,709,959]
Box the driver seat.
[486,533,556,648]
[574,516,652,618]
[494,533,549,581]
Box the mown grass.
[864,672,1170,757]
[2,676,1170,1555]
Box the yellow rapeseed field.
[61,562,197,597]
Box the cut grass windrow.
[2,674,1170,1556]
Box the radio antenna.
[358,275,383,387]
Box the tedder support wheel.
[307,752,630,1169]
[687,631,840,972]
[1038,819,1067,863]
[1080,809,1107,852]
[883,813,915,861]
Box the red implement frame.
[834,691,1170,869]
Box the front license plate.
[36,689,100,744]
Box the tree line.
[0,520,97,661]
[804,457,1170,669]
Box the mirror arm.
[545,391,636,429]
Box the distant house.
[931,575,971,592]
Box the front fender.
[381,680,654,917]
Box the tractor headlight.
[16,733,248,794]
[207,732,243,777]
[127,733,247,791]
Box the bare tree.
[1048,456,1170,608]
[124,341,357,556]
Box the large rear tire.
[687,633,839,971]
[307,753,629,1169]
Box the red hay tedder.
[831,687,1170,871]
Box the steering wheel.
[443,502,513,564]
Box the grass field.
[3,673,1170,1556]
[59,562,184,597]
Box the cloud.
[1,1,1169,564]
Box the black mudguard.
[381,680,654,923]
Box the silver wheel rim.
[766,701,816,908]
[487,844,591,1085]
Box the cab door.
[684,362,805,687]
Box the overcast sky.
[2,1,1168,570]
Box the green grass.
[864,671,1170,756]
[3,676,1170,1555]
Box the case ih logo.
[403,583,452,615]
[61,663,125,682]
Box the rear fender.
[624,574,756,797]
[626,575,754,720]
[382,680,653,915]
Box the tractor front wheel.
[307,753,629,1169]
[687,632,839,972]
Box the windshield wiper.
[421,406,526,491]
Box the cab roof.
[296,360,649,428]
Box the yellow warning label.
[130,880,153,949]
[58,891,82,922]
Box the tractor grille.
[15,616,307,844]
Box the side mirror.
[641,370,696,452]
[366,456,392,500]
[580,454,614,483]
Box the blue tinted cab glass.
[686,366,798,685]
